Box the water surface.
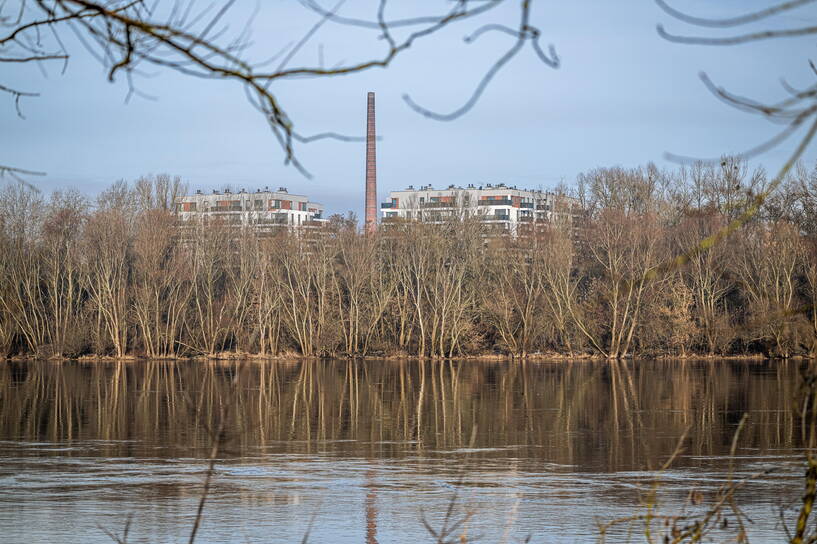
[0,359,807,542]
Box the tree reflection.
[0,359,803,471]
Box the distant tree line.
[2,159,817,360]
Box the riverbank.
[1,350,782,363]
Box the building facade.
[176,187,325,231]
[380,183,576,235]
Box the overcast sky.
[3,0,817,218]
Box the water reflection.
[0,359,807,543]
[0,359,802,467]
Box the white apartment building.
[380,183,576,235]
[176,187,326,231]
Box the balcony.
[255,216,289,226]
[478,199,512,206]
[482,214,510,221]
[380,202,394,209]
[520,202,534,209]
[419,201,454,209]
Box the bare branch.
[655,0,817,28]
[403,0,560,121]
[0,54,68,62]
[464,23,521,43]
[274,0,344,74]
[297,0,500,31]
[403,35,525,121]
[0,164,46,178]
[0,164,45,192]
[0,82,39,118]
[292,131,366,144]
[2,0,554,176]
[530,28,559,68]
[657,23,817,46]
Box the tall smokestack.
[365,92,377,234]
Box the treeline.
[2,159,817,360]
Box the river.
[0,359,808,542]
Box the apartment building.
[380,183,577,235]
[176,187,325,231]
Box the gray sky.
[3,1,817,218]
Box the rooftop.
[392,183,558,193]
[184,186,298,197]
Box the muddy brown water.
[0,359,808,542]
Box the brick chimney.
[365,92,377,234]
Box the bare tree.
[224,229,260,354]
[732,220,806,357]
[41,190,87,357]
[274,232,336,356]
[132,207,190,357]
[584,209,666,358]
[537,221,581,356]
[253,238,285,356]
[481,235,546,357]
[82,187,134,358]
[389,219,484,358]
[676,213,735,354]
[332,229,395,356]
[0,184,48,353]
[186,217,232,356]
[571,168,668,359]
